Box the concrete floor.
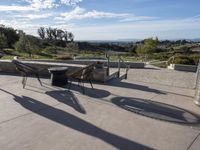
[0,67,200,150]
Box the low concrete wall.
[0,60,86,76]
[168,64,197,72]
[24,59,145,68]
[0,59,144,80]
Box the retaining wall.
[0,60,85,76]
[24,59,145,68]
[168,64,197,72]
[0,59,145,77]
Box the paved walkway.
[0,68,200,150]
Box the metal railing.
[118,55,130,79]
[105,52,130,80]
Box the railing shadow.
[107,79,166,94]
[111,96,200,125]
[46,90,86,114]
[0,88,153,150]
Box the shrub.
[43,46,65,54]
[173,56,195,65]
[0,33,7,50]
[55,54,73,60]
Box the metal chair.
[67,63,95,94]
[12,59,42,88]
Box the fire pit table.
[48,67,68,86]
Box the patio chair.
[67,63,95,94]
[12,59,43,88]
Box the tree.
[0,25,19,48]
[136,38,158,55]
[51,28,58,40]
[38,27,46,39]
[129,45,137,55]
[57,29,64,40]
[37,26,75,47]
[0,33,7,50]
[65,42,79,53]
[63,31,68,42]
[15,34,40,57]
[46,27,53,41]
[68,32,74,42]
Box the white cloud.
[25,0,58,9]
[1,16,200,40]
[0,0,81,12]
[1,2,200,40]
[120,16,156,22]
[60,0,82,6]
[0,5,34,11]
[63,16,200,40]
[0,0,58,11]
[57,6,154,22]
[16,13,53,19]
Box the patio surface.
[0,66,200,150]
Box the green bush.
[173,56,195,65]
[3,48,17,55]
[148,52,172,61]
[190,55,200,65]
[55,54,73,60]
[43,46,65,54]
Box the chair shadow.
[66,82,111,98]
[107,78,166,94]
[46,90,86,114]
[111,96,200,126]
[0,88,153,150]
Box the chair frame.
[12,60,42,88]
[67,64,94,94]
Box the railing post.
[125,65,130,79]
[118,55,121,78]
[194,59,200,106]
[105,53,110,76]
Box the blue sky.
[0,0,200,40]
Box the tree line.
[38,27,74,42]
[0,25,75,57]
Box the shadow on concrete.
[46,90,86,114]
[143,67,160,70]
[0,88,153,150]
[111,97,200,125]
[67,83,111,98]
[107,79,165,95]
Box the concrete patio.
[0,67,200,150]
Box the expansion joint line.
[0,102,61,125]
[187,132,200,150]
[149,94,160,100]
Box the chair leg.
[89,80,93,89]
[36,75,42,86]
[23,76,27,88]
[68,79,72,91]
[81,81,85,94]
[22,76,25,88]
[78,79,81,87]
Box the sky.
[0,0,200,40]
